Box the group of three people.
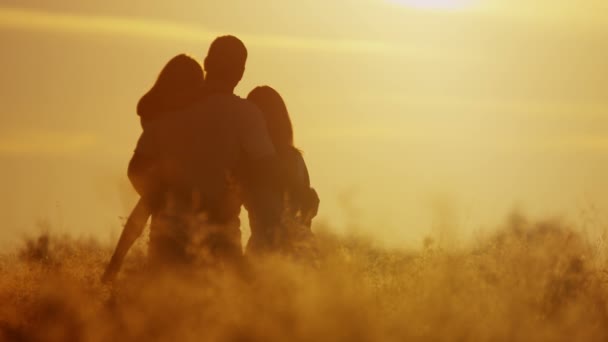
[102,35,319,282]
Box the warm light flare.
[388,0,474,10]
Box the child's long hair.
[137,54,204,120]
[247,86,295,151]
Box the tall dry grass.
[1,215,608,342]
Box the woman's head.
[138,54,204,118]
[247,86,294,149]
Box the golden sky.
[0,0,607,248]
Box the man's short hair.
[204,35,248,76]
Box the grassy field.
[1,215,608,342]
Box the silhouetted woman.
[244,86,320,258]
[102,54,205,282]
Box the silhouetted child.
[102,54,205,283]
[244,86,320,258]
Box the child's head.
[138,54,204,118]
[156,54,204,92]
[247,86,294,149]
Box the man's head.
[204,36,248,90]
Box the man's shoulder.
[204,93,260,114]
[201,93,257,111]
[238,98,262,118]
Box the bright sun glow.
[388,0,474,10]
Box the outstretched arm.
[102,132,161,283]
[101,198,150,283]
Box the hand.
[101,260,120,284]
[305,188,320,219]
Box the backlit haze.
[1,0,607,249]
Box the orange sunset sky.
[0,0,607,248]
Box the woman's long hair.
[247,86,295,151]
[137,54,204,120]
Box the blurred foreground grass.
[1,215,608,342]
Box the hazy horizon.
[1,0,607,249]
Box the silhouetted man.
[128,36,282,267]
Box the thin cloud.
[0,6,217,42]
[0,6,423,57]
[0,129,99,157]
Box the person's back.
[140,92,275,224]
[242,146,319,255]
[243,86,320,257]
[131,36,283,267]
[102,55,206,281]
